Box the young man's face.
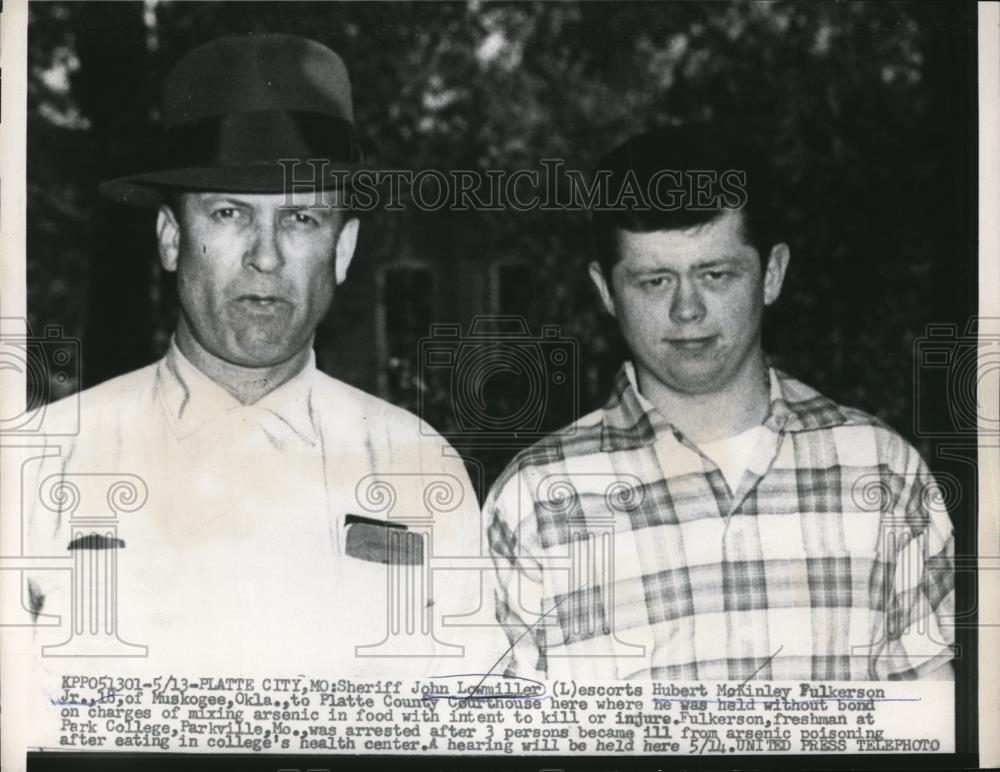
[590,209,789,396]
[157,190,359,368]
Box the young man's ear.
[763,243,791,306]
[334,217,360,285]
[588,261,617,319]
[156,204,180,273]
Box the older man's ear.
[157,205,180,273]
[334,217,360,285]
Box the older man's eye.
[211,207,242,222]
[283,210,322,228]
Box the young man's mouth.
[666,335,718,352]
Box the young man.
[25,34,496,676]
[486,126,955,681]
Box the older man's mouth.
[235,295,291,314]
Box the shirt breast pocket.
[344,515,424,565]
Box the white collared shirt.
[26,340,503,677]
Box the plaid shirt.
[486,363,955,681]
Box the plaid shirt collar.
[600,360,849,453]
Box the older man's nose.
[244,222,284,273]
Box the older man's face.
[157,190,358,368]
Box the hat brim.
[99,161,371,207]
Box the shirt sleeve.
[484,472,548,681]
[873,446,956,680]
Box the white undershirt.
[696,425,764,493]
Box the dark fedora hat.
[99,33,364,206]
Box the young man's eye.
[702,270,733,283]
[640,276,669,289]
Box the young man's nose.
[669,279,707,323]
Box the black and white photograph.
[0,1,995,770]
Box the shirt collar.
[154,338,319,444]
[600,360,848,452]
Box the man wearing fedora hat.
[24,34,498,676]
